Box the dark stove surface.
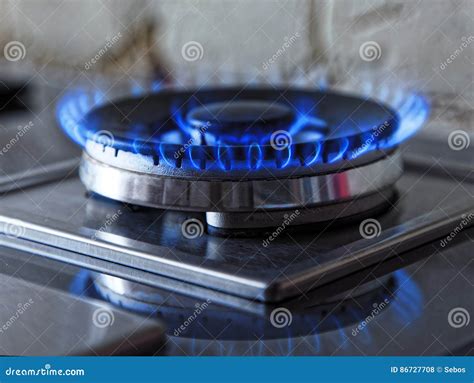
[0,227,472,356]
[0,137,472,303]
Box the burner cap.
[186,100,294,145]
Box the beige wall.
[1,0,472,135]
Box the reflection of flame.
[170,270,423,355]
[72,268,423,356]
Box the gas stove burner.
[77,87,400,178]
[59,85,428,229]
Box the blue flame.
[217,143,232,170]
[68,269,91,296]
[327,138,350,164]
[309,332,321,353]
[248,143,263,170]
[151,80,163,92]
[288,113,326,136]
[131,83,146,96]
[330,315,349,349]
[159,142,176,167]
[189,145,204,170]
[390,270,423,323]
[380,95,429,150]
[301,142,322,166]
[56,81,429,173]
[347,307,373,345]
[278,146,292,169]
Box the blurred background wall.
[0,0,472,136]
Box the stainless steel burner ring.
[80,149,402,213]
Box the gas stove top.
[59,84,427,231]
[0,75,472,356]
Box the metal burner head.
[76,87,402,178]
[58,84,428,229]
[186,100,295,145]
